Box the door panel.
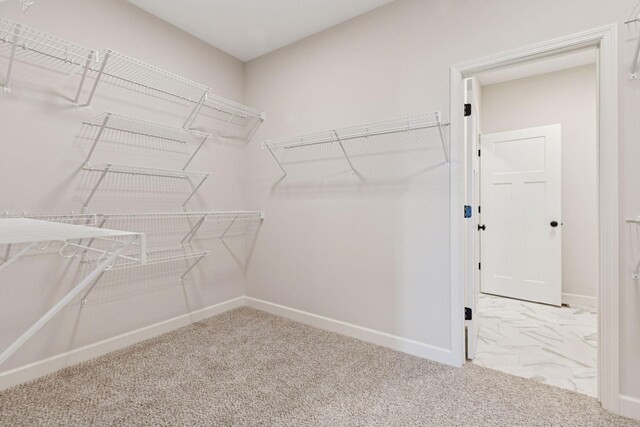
[481,125,561,306]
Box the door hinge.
[478,262,481,270]
[464,103,472,116]
[478,205,481,214]
[478,149,481,157]
[465,307,472,320]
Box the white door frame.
[450,25,619,412]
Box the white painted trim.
[245,297,454,365]
[620,395,640,421]
[0,296,245,391]
[451,24,619,413]
[0,295,458,391]
[594,24,620,415]
[562,293,597,310]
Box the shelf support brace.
[0,243,36,272]
[631,34,640,80]
[0,234,137,366]
[182,175,209,208]
[333,130,356,173]
[219,110,237,138]
[3,24,21,94]
[85,113,112,163]
[181,215,207,246]
[266,146,287,176]
[180,254,207,284]
[182,135,209,170]
[220,214,240,241]
[246,113,265,143]
[80,270,106,305]
[83,50,109,107]
[74,51,96,106]
[82,164,111,212]
[436,112,450,164]
[2,244,11,264]
[184,90,208,130]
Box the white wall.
[243,0,640,409]
[481,65,598,305]
[0,0,250,372]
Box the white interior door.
[464,77,481,359]
[480,125,562,306]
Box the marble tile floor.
[472,293,597,397]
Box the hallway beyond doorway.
[473,293,597,397]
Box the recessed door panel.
[481,125,561,306]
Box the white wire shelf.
[82,48,209,115]
[182,211,264,244]
[82,162,209,179]
[0,16,98,99]
[76,48,263,139]
[81,163,210,212]
[83,112,211,169]
[206,93,263,121]
[262,112,450,176]
[0,218,145,367]
[3,212,98,225]
[184,92,265,142]
[96,248,209,271]
[0,218,143,249]
[95,211,264,247]
[79,247,210,305]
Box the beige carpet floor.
[0,307,637,426]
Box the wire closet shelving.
[83,112,211,169]
[96,211,265,247]
[0,218,146,366]
[76,210,264,303]
[3,212,98,225]
[79,247,211,304]
[81,163,211,212]
[262,112,450,176]
[82,49,208,111]
[0,16,98,99]
[81,49,265,141]
[184,92,265,142]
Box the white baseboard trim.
[620,395,640,421]
[562,293,597,310]
[0,295,458,390]
[0,296,244,391]
[244,297,454,366]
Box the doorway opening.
[467,49,599,397]
[451,25,619,410]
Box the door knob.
[478,224,486,231]
[550,221,559,227]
